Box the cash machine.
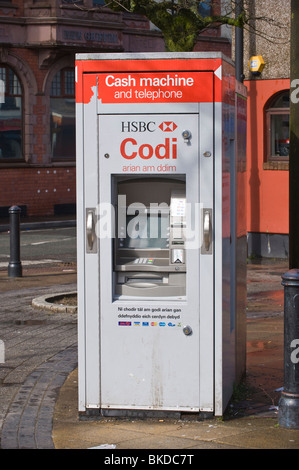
[76,52,247,417]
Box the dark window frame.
[0,64,24,163]
[265,90,290,163]
[50,67,75,162]
[198,0,212,17]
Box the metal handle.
[202,208,212,254]
[86,209,96,253]
[203,211,210,251]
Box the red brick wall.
[0,167,76,217]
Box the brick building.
[242,0,290,257]
[0,0,231,219]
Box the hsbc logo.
[159,121,177,132]
[121,121,177,133]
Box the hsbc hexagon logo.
[159,121,178,132]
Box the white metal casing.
[76,52,247,416]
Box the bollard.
[7,206,22,278]
[279,269,299,429]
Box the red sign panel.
[96,71,213,104]
[76,57,224,104]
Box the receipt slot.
[76,53,247,417]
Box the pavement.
[0,233,299,450]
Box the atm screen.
[119,212,169,250]
[114,176,186,297]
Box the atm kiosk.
[76,52,247,417]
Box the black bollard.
[279,269,299,429]
[8,206,22,278]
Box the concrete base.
[248,232,289,259]
[8,261,22,278]
[278,393,299,429]
[79,408,214,420]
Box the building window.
[198,0,212,17]
[62,0,83,4]
[265,90,290,162]
[0,65,23,161]
[50,68,75,161]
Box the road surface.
[0,227,77,270]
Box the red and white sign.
[97,71,213,104]
[76,57,225,104]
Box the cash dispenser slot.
[113,176,186,298]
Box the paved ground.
[0,266,77,449]
[0,251,299,450]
